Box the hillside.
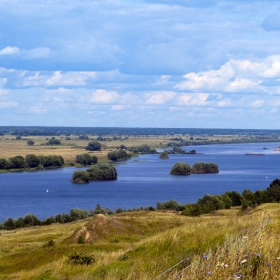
[0,204,279,279]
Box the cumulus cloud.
[178,93,209,106]
[46,71,96,86]
[147,91,176,104]
[90,89,119,104]
[0,46,20,56]
[176,56,280,94]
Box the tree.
[15,135,21,140]
[86,141,101,151]
[71,171,90,183]
[25,154,40,168]
[191,162,219,174]
[8,156,25,169]
[48,137,61,145]
[266,179,280,202]
[79,134,89,140]
[86,164,117,181]
[0,158,9,169]
[27,139,34,145]
[170,162,191,175]
[70,208,88,221]
[23,214,41,226]
[4,217,16,230]
[159,151,169,159]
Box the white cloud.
[251,100,264,108]
[0,101,18,108]
[46,71,96,86]
[90,89,119,104]
[0,46,20,56]
[24,48,52,59]
[176,56,280,94]
[178,93,209,106]
[111,105,124,110]
[147,91,176,104]
[0,89,8,96]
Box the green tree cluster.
[75,154,98,165]
[191,162,219,174]
[181,178,280,216]
[71,164,117,183]
[86,141,101,151]
[0,154,64,170]
[107,150,131,161]
[170,162,191,175]
[27,139,35,145]
[47,137,61,145]
[159,151,169,159]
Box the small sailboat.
[46,189,49,193]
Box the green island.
[159,150,169,159]
[71,164,117,183]
[170,162,219,175]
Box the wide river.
[1,142,280,222]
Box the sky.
[0,0,280,129]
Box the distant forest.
[1,126,280,137]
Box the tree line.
[0,155,64,170]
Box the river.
[0,142,280,222]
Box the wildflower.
[257,254,261,258]
[244,254,249,258]
[240,259,247,264]
[207,271,212,276]
[267,262,271,267]
[203,255,208,259]
[233,274,243,279]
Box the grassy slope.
[0,204,280,279]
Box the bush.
[86,141,101,151]
[71,171,90,183]
[77,234,85,244]
[159,151,169,159]
[25,154,40,168]
[86,164,117,181]
[191,162,219,174]
[170,162,191,175]
[70,208,88,221]
[76,154,98,165]
[47,137,61,145]
[27,139,34,145]
[68,251,95,265]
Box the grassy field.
[1,204,280,279]
[0,134,241,164]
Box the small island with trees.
[159,151,169,159]
[71,163,117,184]
[170,162,219,175]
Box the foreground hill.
[0,204,280,279]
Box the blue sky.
[1,0,280,128]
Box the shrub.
[77,234,85,244]
[27,139,34,145]
[68,251,95,265]
[86,164,117,181]
[86,141,101,151]
[170,162,191,175]
[71,171,90,183]
[70,208,88,221]
[191,162,219,174]
[159,151,169,159]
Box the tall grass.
[1,205,280,279]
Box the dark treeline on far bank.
[1,179,280,230]
[1,126,280,138]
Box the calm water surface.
[0,142,280,221]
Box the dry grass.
[0,134,240,165]
[1,205,280,279]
